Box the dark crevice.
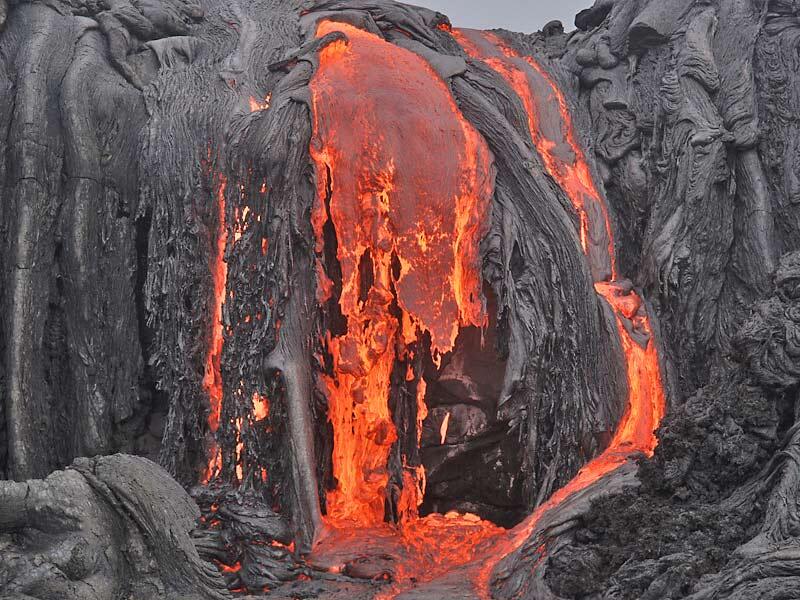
[321,163,346,338]
[357,248,374,304]
[417,284,518,527]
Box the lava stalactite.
[309,21,494,528]
[453,28,666,596]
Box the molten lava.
[202,170,269,486]
[454,29,616,282]
[453,28,666,596]
[305,17,664,597]
[203,175,228,482]
[309,21,494,527]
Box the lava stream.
[454,28,666,596]
[309,20,494,532]
[454,29,617,282]
[203,174,228,482]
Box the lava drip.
[308,21,494,528]
[454,29,616,281]
[201,157,272,488]
[203,173,228,482]
[453,27,666,593]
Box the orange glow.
[249,93,271,112]
[416,378,428,447]
[454,29,616,281]
[452,29,666,598]
[202,176,228,483]
[252,392,269,421]
[201,169,269,484]
[203,176,227,433]
[216,561,241,574]
[594,282,665,457]
[311,512,505,595]
[204,447,222,484]
[235,416,244,482]
[396,465,427,524]
[393,511,504,584]
[439,411,451,445]
[309,21,493,527]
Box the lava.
[202,170,269,485]
[305,16,663,598]
[453,28,666,596]
[454,28,617,282]
[202,174,228,482]
[309,21,494,527]
[249,93,271,112]
[309,511,505,592]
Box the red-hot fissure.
[453,28,666,595]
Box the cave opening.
[417,288,523,529]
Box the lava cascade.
[308,20,494,529]
[202,174,228,482]
[453,28,666,594]
[454,29,617,281]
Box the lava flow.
[202,173,228,482]
[305,17,665,597]
[202,165,267,485]
[454,29,616,282]
[453,28,666,595]
[309,20,494,529]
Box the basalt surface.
[0,0,798,599]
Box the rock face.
[1,0,800,599]
[0,454,229,599]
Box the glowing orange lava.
[453,28,666,597]
[309,21,494,528]
[249,93,271,112]
[202,172,268,485]
[454,29,616,282]
[310,511,505,593]
[203,175,228,482]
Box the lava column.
[308,21,495,528]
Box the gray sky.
[411,0,591,33]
